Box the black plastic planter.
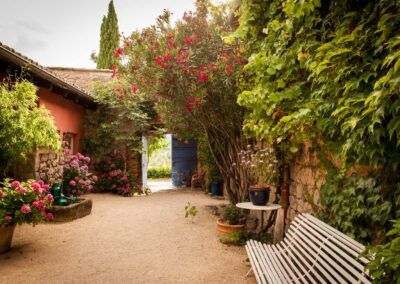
[249,187,270,206]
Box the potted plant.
[217,205,245,243]
[238,145,278,206]
[0,179,54,253]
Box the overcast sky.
[0,0,225,68]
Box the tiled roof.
[49,67,113,95]
[0,41,95,103]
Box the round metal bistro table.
[236,202,281,235]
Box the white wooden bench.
[245,213,371,284]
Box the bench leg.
[245,267,253,278]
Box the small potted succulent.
[217,205,245,243]
[238,145,278,206]
[0,179,54,253]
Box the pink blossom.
[20,205,31,214]
[31,182,41,191]
[37,180,44,186]
[18,187,27,194]
[183,37,193,44]
[71,155,78,160]
[79,179,85,185]
[69,180,76,187]
[110,164,116,169]
[42,184,50,191]
[92,175,98,182]
[112,185,117,189]
[64,148,71,154]
[10,181,20,188]
[38,200,45,207]
[0,191,3,197]
[88,185,93,191]
[4,216,12,220]
[85,179,91,185]
[75,176,80,181]
[46,213,54,220]
[45,194,54,202]
[71,189,77,194]
[70,160,79,169]
[32,201,40,208]
[114,46,124,58]
[84,156,91,163]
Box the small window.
[62,132,75,153]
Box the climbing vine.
[233,0,400,244]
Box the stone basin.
[49,198,92,222]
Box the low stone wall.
[35,150,64,184]
[286,144,325,227]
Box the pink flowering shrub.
[0,179,54,227]
[95,151,142,197]
[63,151,96,198]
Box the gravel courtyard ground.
[0,189,255,284]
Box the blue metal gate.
[171,138,197,186]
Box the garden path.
[0,190,255,284]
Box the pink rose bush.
[0,179,54,227]
[63,151,96,198]
[94,151,143,197]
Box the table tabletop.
[236,202,281,211]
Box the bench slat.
[295,217,371,283]
[283,239,329,283]
[251,240,283,283]
[298,215,368,268]
[245,213,370,284]
[276,242,321,284]
[270,244,302,284]
[303,214,365,253]
[246,242,267,284]
[286,230,342,284]
[291,220,363,283]
[263,243,293,283]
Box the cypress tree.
[96,0,119,69]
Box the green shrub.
[148,167,171,179]
[220,205,244,225]
[364,219,400,283]
[0,80,60,177]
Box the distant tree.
[96,1,119,69]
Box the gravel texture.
[0,190,255,284]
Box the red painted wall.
[38,88,85,153]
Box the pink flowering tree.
[115,1,250,203]
[0,179,54,226]
[62,150,97,198]
[94,151,143,197]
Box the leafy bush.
[62,150,96,198]
[364,219,400,283]
[0,179,54,226]
[0,80,60,177]
[319,174,399,244]
[220,205,244,225]
[148,167,171,179]
[95,151,144,196]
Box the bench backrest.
[285,213,371,284]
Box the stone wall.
[35,150,64,184]
[286,144,325,227]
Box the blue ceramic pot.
[249,187,270,206]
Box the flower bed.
[95,151,146,196]
[0,179,54,226]
[62,150,97,199]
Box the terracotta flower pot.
[216,219,245,243]
[0,224,16,253]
